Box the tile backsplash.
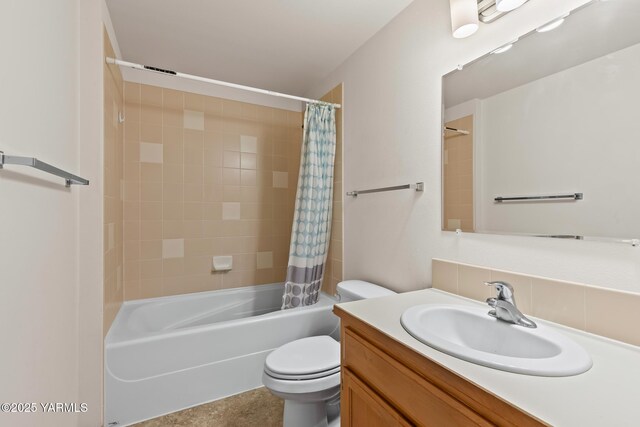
[122,83,304,300]
[432,259,640,347]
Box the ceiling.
[445,0,640,107]
[106,0,414,96]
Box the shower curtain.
[282,103,337,309]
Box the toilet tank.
[336,280,396,303]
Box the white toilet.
[262,280,396,427]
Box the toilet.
[262,280,396,427]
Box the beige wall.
[122,83,303,299]
[320,84,344,296]
[443,115,473,232]
[103,29,124,333]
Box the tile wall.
[122,83,305,299]
[320,84,343,296]
[443,115,474,232]
[103,29,124,333]
[432,259,640,347]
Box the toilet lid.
[265,336,340,379]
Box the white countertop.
[336,289,640,427]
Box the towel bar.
[0,151,89,187]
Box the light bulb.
[450,0,479,39]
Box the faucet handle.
[484,281,516,304]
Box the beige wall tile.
[140,202,162,221]
[141,104,162,125]
[184,110,205,130]
[140,259,162,279]
[184,93,204,111]
[140,240,162,260]
[431,259,458,294]
[458,265,492,302]
[140,123,162,144]
[223,151,240,168]
[222,202,241,220]
[139,278,163,299]
[241,153,257,170]
[140,142,163,164]
[531,278,585,330]
[163,220,184,239]
[585,288,640,346]
[240,135,257,153]
[223,168,240,186]
[140,220,162,240]
[256,251,273,269]
[162,258,184,277]
[273,171,288,188]
[184,238,213,257]
[241,170,257,186]
[162,238,185,259]
[140,182,162,201]
[140,84,162,106]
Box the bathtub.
[105,283,339,426]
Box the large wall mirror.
[442,0,640,244]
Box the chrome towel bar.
[494,193,582,202]
[347,182,424,197]
[0,151,89,187]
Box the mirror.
[442,0,640,244]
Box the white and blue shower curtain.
[282,104,336,309]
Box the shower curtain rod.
[106,58,341,108]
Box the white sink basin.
[401,304,592,376]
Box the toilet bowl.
[262,280,396,427]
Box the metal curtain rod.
[0,151,89,187]
[347,182,424,197]
[106,58,342,109]
[494,193,583,202]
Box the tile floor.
[133,387,283,427]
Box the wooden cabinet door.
[342,367,412,427]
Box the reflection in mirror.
[442,0,640,243]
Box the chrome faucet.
[484,281,537,328]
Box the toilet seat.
[265,336,340,381]
[265,364,341,380]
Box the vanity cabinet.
[335,306,546,427]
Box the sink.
[401,304,592,376]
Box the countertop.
[335,288,640,427]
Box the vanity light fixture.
[536,14,569,33]
[496,0,528,12]
[450,0,479,39]
[491,39,518,54]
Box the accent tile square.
[140,142,163,164]
[240,135,258,153]
[256,251,273,269]
[162,238,185,259]
[222,202,241,220]
[273,171,288,188]
[184,110,205,130]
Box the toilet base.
[283,399,340,427]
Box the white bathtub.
[105,283,339,426]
